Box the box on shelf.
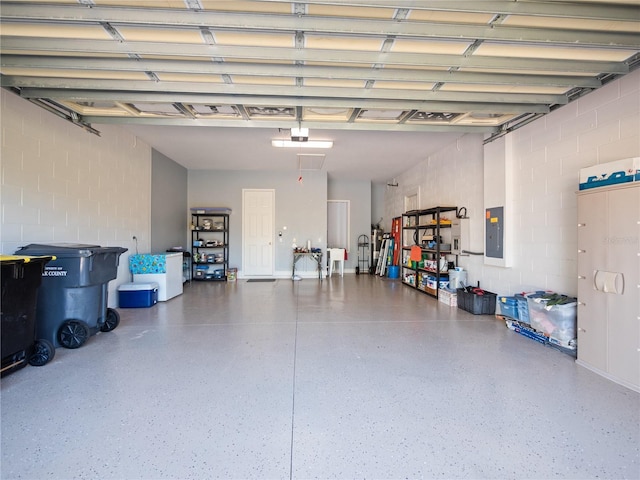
[424,286,437,296]
[190,207,232,215]
[457,288,497,315]
[579,157,640,190]
[118,282,158,308]
[425,275,449,290]
[403,272,416,285]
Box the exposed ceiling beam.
[251,0,640,22]
[0,55,603,88]
[15,90,552,114]
[1,37,630,74]
[82,115,499,133]
[1,4,638,48]
[3,76,568,105]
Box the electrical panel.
[451,218,470,255]
[485,207,504,259]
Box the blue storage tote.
[515,291,546,324]
[498,296,519,319]
[118,282,158,308]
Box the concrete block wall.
[384,133,487,286]
[502,68,640,297]
[385,69,639,297]
[1,91,152,305]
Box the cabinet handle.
[578,275,586,279]
[578,327,587,333]
[578,249,586,253]
[578,301,586,306]
[577,223,586,227]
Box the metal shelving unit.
[401,206,457,299]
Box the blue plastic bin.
[515,291,545,324]
[498,296,519,319]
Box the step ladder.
[375,237,393,276]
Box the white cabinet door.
[577,190,608,372]
[606,185,640,388]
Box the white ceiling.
[1,0,638,182]
[124,124,466,182]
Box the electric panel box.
[485,207,504,259]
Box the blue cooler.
[118,282,158,308]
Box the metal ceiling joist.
[80,115,499,133]
[1,37,629,74]
[3,76,567,105]
[2,3,638,48]
[0,55,603,89]
[15,89,551,114]
[251,0,640,22]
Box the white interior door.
[243,189,274,276]
[327,200,349,249]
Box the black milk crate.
[456,288,497,315]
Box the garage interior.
[1,1,639,478]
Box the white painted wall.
[1,91,152,305]
[385,69,640,297]
[151,149,188,252]
[328,179,371,272]
[188,169,328,277]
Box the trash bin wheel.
[28,339,55,366]
[58,320,90,349]
[100,308,120,332]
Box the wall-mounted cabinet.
[191,212,229,281]
[401,206,457,298]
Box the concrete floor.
[1,275,639,480]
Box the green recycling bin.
[15,244,127,349]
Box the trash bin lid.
[0,254,55,265]
[15,243,126,258]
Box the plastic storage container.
[118,282,158,308]
[1,255,56,376]
[527,294,577,347]
[14,243,127,349]
[456,288,497,315]
[515,291,546,324]
[448,269,467,290]
[498,296,519,319]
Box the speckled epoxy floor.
[1,275,638,479]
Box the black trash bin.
[15,244,127,349]
[1,255,56,376]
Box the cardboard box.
[579,157,640,190]
[438,289,457,307]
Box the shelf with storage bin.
[190,209,230,281]
[401,206,457,299]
